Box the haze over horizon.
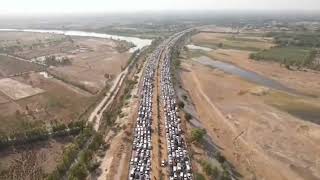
[1,0,320,15]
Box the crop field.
[0,32,132,94]
[191,32,274,51]
[0,55,44,77]
[0,32,132,137]
[0,78,44,100]
[250,46,314,66]
[0,72,96,135]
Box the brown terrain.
[178,31,320,180]
[0,31,132,178]
[48,37,131,93]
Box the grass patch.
[266,31,320,47]
[250,46,317,69]
[265,92,320,125]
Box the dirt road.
[87,69,127,131]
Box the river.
[0,29,152,52]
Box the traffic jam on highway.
[129,47,161,180]
[160,39,192,180]
[129,31,193,180]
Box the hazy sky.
[1,0,319,14]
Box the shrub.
[216,152,226,163]
[68,162,88,180]
[184,113,192,121]
[178,101,185,108]
[194,173,205,180]
[191,128,206,143]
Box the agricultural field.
[0,72,95,135]
[251,31,320,70]
[0,31,132,135]
[0,31,134,179]
[0,78,44,100]
[0,31,132,93]
[250,46,313,64]
[48,37,131,94]
[0,55,44,77]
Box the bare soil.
[179,58,320,180]
[191,32,274,50]
[49,37,131,93]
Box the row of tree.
[47,127,106,180]
[0,121,85,149]
[47,127,95,180]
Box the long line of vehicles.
[129,45,162,180]
[160,33,193,180]
[129,30,193,180]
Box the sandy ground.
[179,58,320,180]
[191,32,274,50]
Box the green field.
[250,46,317,68]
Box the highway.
[129,30,193,180]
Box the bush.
[68,162,88,180]
[184,113,192,121]
[194,173,205,180]
[201,160,220,178]
[216,152,226,163]
[221,170,232,180]
[191,128,206,143]
[178,101,185,108]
